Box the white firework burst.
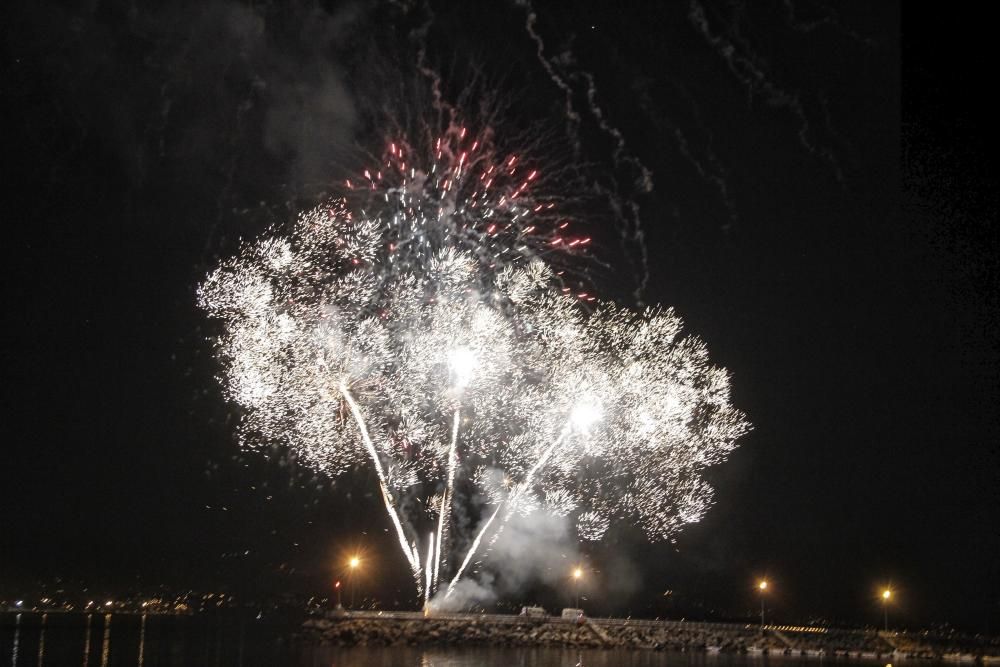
[199,133,749,606]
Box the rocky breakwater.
[601,622,784,652]
[302,613,784,652]
[302,615,606,648]
[303,613,1000,658]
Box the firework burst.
[199,128,749,607]
[343,120,592,290]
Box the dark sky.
[4,0,997,632]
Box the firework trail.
[433,407,461,591]
[688,0,845,183]
[518,0,655,303]
[199,124,749,607]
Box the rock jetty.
[302,612,1000,660]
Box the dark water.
[0,612,937,667]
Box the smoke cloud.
[432,511,586,612]
[9,0,367,231]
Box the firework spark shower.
[198,125,750,608]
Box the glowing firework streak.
[444,420,574,599]
[425,532,435,606]
[445,502,503,599]
[433,408,461,593]
[340,382,422,588]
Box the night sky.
[4,0,997,633]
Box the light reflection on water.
[10,613,20,666]
[81,614,91,667]
[99,614,111,667]
[307,646,907,667]
[0,612,951,667]
[138,613,146,667]
[36,613,46,666]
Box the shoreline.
[302,612,1000,661]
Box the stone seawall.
[302,613,1000,660]
[304,617,607,649]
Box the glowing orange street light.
[572,567,584,609]
[758,580,768,634]
[334,580,342,608]
[881,588,892,632]
[348,556,361,608]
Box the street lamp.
[758,580,768,634]
[572,567,584,609]
[349,556,361,608]
[881,589,891,632]
[334,580,342,609]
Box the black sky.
[3,0,997,632]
